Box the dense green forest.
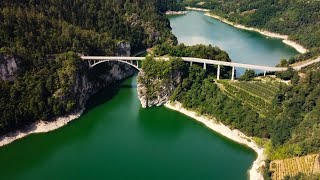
[0,0,177,134]
[156,0,185,12]
[182,0,320,61]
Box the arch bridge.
[81,56,291,80]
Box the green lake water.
[0,11,299,180]
[169,11,298,74]
[0,77,254,180]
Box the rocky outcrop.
[73,41,133,110]
[73,62,135,110]
[0,55,20,81]
[137,71,182,108]
[116,41,131,56]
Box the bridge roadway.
[81,56,317,80]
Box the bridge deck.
[81,56,287,72]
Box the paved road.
[292,56,320,71]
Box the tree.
[276,67,295,80]
[291,72,300,85]
[238,69,255,81]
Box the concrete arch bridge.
[81,56,318,80]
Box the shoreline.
[0,109,84,147]
[164,101,265,180]
[204,12,308,54]
[165,10,188,15]
[186,6,209,12]
[186,6,308,54]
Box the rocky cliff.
[136,57,187,108]
[73,62,135,111]
[0,55,20,81]
[137,70,183,108]
[71,41,134,112]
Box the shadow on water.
[83,75,137,115]
[119,84,137,89]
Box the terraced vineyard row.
[217,80,274,114]
[252,81,281,93]
[231,81,278,101]
[270,154,320,180]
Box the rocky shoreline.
[0,110,83,147]
[164,101,265,180]
[185,6,209,12]
[165,11,188,15]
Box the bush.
[238,69,256,81]
[276,67,295,80]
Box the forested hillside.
[182,0,320,60]
[0,0,177,134]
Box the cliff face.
[73,62,135,111]
[0,55,20,81]
[72,41,133,111]
[116,42,131,56]
[137,71,183,108]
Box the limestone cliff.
[70,41,133,111]
[137,70,183,108]
[116,42,131,56]
[0,55,20,81]
[73,62,135,111]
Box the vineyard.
[216,80,281,115]
[270,154,320,180]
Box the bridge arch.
[88,59,141,71]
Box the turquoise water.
[169,11,298,74]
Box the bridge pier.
[203,63,206,70]
[190,61,193,66]
[217,65,220,80]
[231,66,235,80]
